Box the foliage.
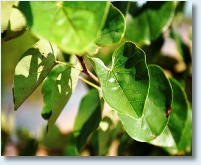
[1,1,192,156]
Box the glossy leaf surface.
[150,78,189,153]
[118,65,172,142]
[96,3,125,46]
[47,65,80,132]
[13,39,56,110]
[18,1,109,54]
[125,1,174,44]
[74,89,101,152]
[91,41,149,119]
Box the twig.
[76,55,99,84]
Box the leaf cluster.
[1,1,192,156]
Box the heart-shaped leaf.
[125,1,175,44]
[118,65,172,142]
[150,78,189,153]
[73,89,101,152]
[18,1,109,54]
[90,41,149,119]
[13,39,57,110]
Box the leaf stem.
[78,76,101,91]
[55,60,83,72]
[76,55,100,84]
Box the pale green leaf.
[18,1,109,54]
[1,1,15,33]
[90,41,149,119]
[13,39,57,110]
[118,65,172,142]
[2,2,26,41]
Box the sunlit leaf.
[118,65,172,142]
[2,2,26,41]
[73,89,101,152]
[1,1,15,33]
[41,64,68,120]
[13,39,57,110]
[18,1,109,54]
[47,64,80,132]
[90,41,149,119]
[125,1,175,44]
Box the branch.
[76,55,99,84]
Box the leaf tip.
[41,111,52,120]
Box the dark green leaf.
[150,78,189,154]
[96,3,125,46]
[73,89,101,152]
[90,41,149,119]
[41,64,68,120]
[13,39,56,110]
[47,64,80,132]
[118,65,172,142]
[125,1,175,44]
[18,1,109,54]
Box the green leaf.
[47,64,80,132]
[41,64,68,120]
[150,78,189,153]
[18,1,109,54]
[13,39,56,110]
[73,89,101,152]
[90,41,149,119]
[118,65,172,142]
[125,1,175,44]
[96,3,125,46]
[176,105,192,154]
